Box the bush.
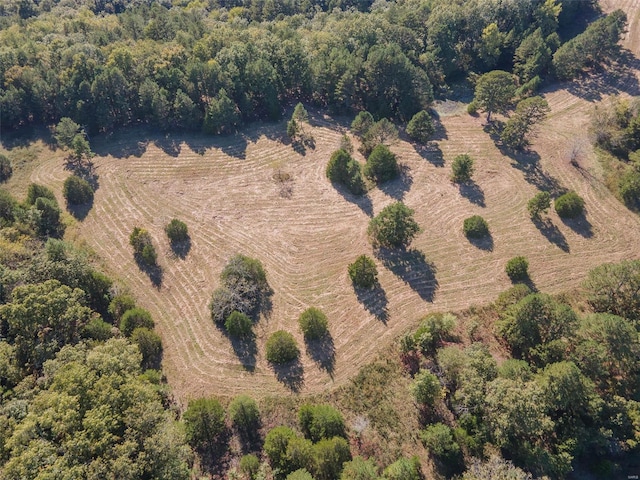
[225,310,253,337]
[120,307,154,336]
[239,454,260,479]
[165,218,189,243]
[368,202,420,249]
[451,154,474,183]
[183,397,226,450]
[506,256,529,282]
[33,197,63,237]
[221,254,268,291]
[264,426,297,471]
[527,191,551,218]
[467,101,478,115]
[351,111,375,137]
[382,457,422,480]
[131,327,162,370]
[463,215,489,238]
[411,370,442,405]
[228,394,260,433]
[63,175,94,205]
[619,169,640,209]
[0,189,17,225]
[340,457,379,480]
[421,423,463,475]
[108,294,136,322]
[554,191,584,218]
[286,470,314,480]
[26,183,56,206]
[363,144,399,183]
[413,313,456,353]
[0,154,12,182]
[326,149,365,195]
[299,404,346,442]
[348,255,378,289]
[298,307,329,340]
[406,110,435,144]
[313,436,351,480]
[129,227,157,265]
[266,330,299,364]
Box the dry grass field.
[3,0,640,405]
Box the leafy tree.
[203,88,241,135]
[183,397,226,451]
[451,154,474,183]
[131,327,163,370]
[313,436,351,480]
[421,423,463,475]
[299,404,346,442]
[264,426,297,473]
[514,28,554,83]
[266,330,299,364]
[500,96,550,150]
[33,197,63,238]
[473,70,516,122]
[108,294,136,322]
[462,456,533,480]
[0,155,12,183]
[348,255,378,289]
[54,117,82,150]
[26,183,56,206]
[583,260,640,321]
[351,111,375,137]
[228,394,260,435]
[463,215,489,239]
[414,313,456,353]
[120,307,154,337]
[0,189,17,225]
[326,149,365,195]
[165,218,188,243]
[367,202,420,249]
[293,103,309,123]
[554,191,584,218]
[527,191,551,219]
[363,144,399,183]
[287,469,314,480]
[129,227,157,266]
[382,457,421,480]
[299,307,329,340]
[361,119,399,157]
[340,457,379,480]
[225,310,253,337]
[406,110,435,144]
[619,169,640,209]
[63,175,94,205]
[505,256,529,282]
[287,119,300,140]
[411,370,442,405]
[239,454,261,479]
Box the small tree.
[348,255,378,289]
[0,154,12,182]
[63,175,94,205]
[383,457,422,480]
[225,310,253,337]
[351,111,375,137]
[554,191,584,218]
[120,307,154,336]
[463,215,489,239]
[239,454,261,479]
[473,70,516,122]
[292,102,309,124]
[406,110,435,144]
[165,218,189,243]
[266,330,299,364]
[298,307,329,340]
[129,227,157,265]
[228,394,260,435]
[183,397,226,451]
[326,149,365,195]
[363,144,399,183]
[54,117,81,150]
[26,183,56,205]
[421,423,463,476]
[368,202,421,249]
[361,119,399,156]
[410,370,442,405]
[298,404,346,442]
[527,191,551,219]
[506,256,529,282]
[131,327,163,370]
[451,154,474,183]
[500,96,550,150]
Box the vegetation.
[326,149,365,195]
[500,96,550,150]
[451,154,475,183]
[228,395,261,435]
[473,70,516,122]
[120,307,155,337]
[413,313,456,353]
[165,218,189,243]
[129,227,157,266]
[410,370,442,406]
[406,110,435,144]
[0,155,12,182]
[266,331,299,364]
[368,202,420,249]
[463,215,490,239]
[299,404,346,442]
[62,175,94,206]
[527,191,551,219]
[348,255,378,289]
[183,397,226,451]
[363,144,399,183]
[505,256,529,282]
[554,191,585,218]
[225,310,253,338]
[298,307,329,341]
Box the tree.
[451,154,474,183]
[287,470,314,480]
[326,149,365,195]
[299,307,329,340]
[225,310,253,337]
[351,111,375,137]
[554,191,584,218]
[293,103,309,123]
[463,215,489,239]
[264,426,297,473]
[462,456,533,480]
[313,436,351,480]
[120,307,154,336]
[0,154,12,182]
[527,191,551,219]
[239,454,261,479]
[266,331,299,364]
[583,260,640,321]
[131,327,163,370]
[500,96,550,150]
[514,28,553,83]
[411,370,442,405]
[63,175,94,205]
[183,397,226,451]
[26,183,56,205]
[33,197,63,238]
[363,144,399,183]
[108,294,136,322]
[414,313,456,353]
[361,119,399,157]
[348,255,378,289]
[299,404,346,442]
[340,457,379,480]
[505,256,529,282]
[129,227,157,266]
[203,88,241,135]
[473,70,516,122]
[406,110,435,144]
[165,218,188,243]
[382,457,421,480]
[54,117,81,150]
[421,423,463,475]
[228,394,260,435]
[367,202,420,249]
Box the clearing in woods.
[5,0,640,404]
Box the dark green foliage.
[554,191,584,218]
[367,202,420,249]
[363,144,399,183]
[129,227,157,265]
[239,454,261,479]
[228,394,260,434]
[326,149,365,195]
[619,169,640,209]
[299,404,346,442]
[120,307,154,337]
[26,183,56,206]
[421,423,463,475]
[410,370,442,405]
[131,327,163,370]
[514,28,554,83]
[495,284,533,312]
[351,111,375,137]
[54,117,81,150]
[221,254,268,291]
[583,259,640,321]
[505,256,529,282]
[413,313,456,353]
[183,397,226,450]
[382,457,421,480]
[264,426,298,473]
[500,96,550,150]
[33,197,63,237]
[340,456,379,479]
[287,469,314,480]
[451,154,474,183]
[348,255,378,289]
[63,175,94,205]
[298,307,329,340]
[473,70,516,122]
[82,316,114,341]
[225,310,253,337]
[203,88,241,135]
[108,294,136,321]
[165,218,188,243]
[406,110,435,144]
[463,215,489,239]
[527,191,551,218]
[0,190,17,225]
[361,119,399,157]
[0,155,12,183]
[266,330,299,364]
[313,436,351,480]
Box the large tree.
[368,202,421,249]
[473,70,516,122]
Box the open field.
[3,1,640,404]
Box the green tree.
[293,103,309,123]
[505,256,529,282]
[583,260,640,321]
[299,307,329,341]
[554,191,584,218]
[313,436,351,480]
[340,457,379,480]
[228,394,260,436]
[54,117,81,150]
[204,88,241,135]
[500,96,550,150]
[62,175,94,206]
[414,313,456,353]
[463,215,489,239]
[364,144,399,183]
[287,470,314,480]
[120,307,154,337]
[26,183,56,206]
[183,397,226,451]
[527,191,551,219]
[410,370,442,405]
[351,111,375,137]
[326,149,365,195]
[32,197,63,238]
[382,457,421,480]
[129,227,157,266]
[225,310,253,337]
[514,28,553,83]
[421,423,463,475]
[299,404,346,442]
[361,119,399,157]
[0,154,12,183]
[473,70,516,122]
[348,255,378,289]
[165,218,188,243]
[131,327,163,370]
[451,154,474,183]
[239,454,261,479]
[406,110,435,144]
[264,426,297,473]
[367,202,420,249]
[108,294,136,322]
[266,331,299,364]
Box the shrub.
[299,404,346,442]
[351,111,375,137]
[210,286,240,325]
[619,169,640,209]
[411,370,442,405]
[225,310,253,337]
[414,313,456,353]
[348,255,378,289]
[326,149,365,195]
[382,457,422,480]
[421,423,463,475]
[313,436,351,480]
[108,294,136,321]
[266,331,299,364]
[63,175,94,205]
[406,110,435,144]
[0,155,12,182]
[340,457,379,480]
[0,189,17,224]
[527,191,551,218]
[467,100,478,115]
[183,397,226,450]
[33,197,63,237]
[165,218,189,243]
[26,183,56,206]
[368,202,420,249]
[451,154,474,183]
[554,191,584,218]
[363,144,398,183]
[120,307,154,336]
[286,470,314,480]
[506,256,529,282]
[239,454,260,479]
[131,327,162,370]
[298,307,329,340]
[228,394,260,434]
[221,254,268,291]
[264,426,297,471]
[463,215,489,238]
[129,227,157,265]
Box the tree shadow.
[198,428,232,479]
[379,163,412,201]
[169,237,191,259]
[66,202,93,221]
[376,248,438,302]
[430,111,448,141]
[237,420,264,455]
[259,286,274,320]
[533,218,570,252]
[152,135,182,157]
[134,256,163,288]
[508,150,566,197]
[229,334,258,372]
[305,334,336,377]
[332,183,374,217]
[467,233,494,252]
[272,358,304,392]
[560,212,593,238]
[459,180,485,207]
[413,141,445,168]
[354,283,389,323]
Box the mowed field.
[7,0,640,404]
